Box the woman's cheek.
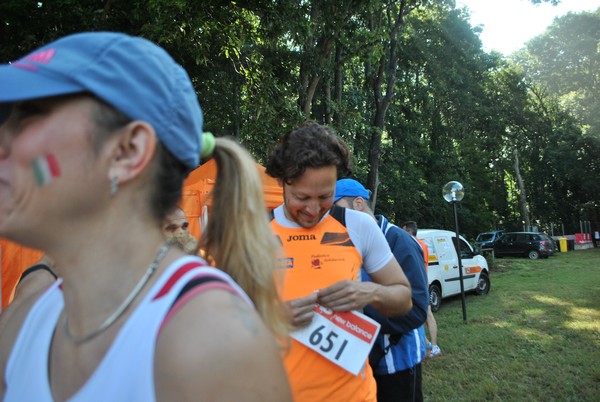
[30,153,62,187]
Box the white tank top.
[4,255,252,401]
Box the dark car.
[542,234,559,255]
[493,232,552,260]
[475,230,504,249]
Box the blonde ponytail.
[200,137,291,342]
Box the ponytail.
[200,137,291,343]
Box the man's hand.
[318,259,413,317]
[316,280,376,312]
[286,292,318,329]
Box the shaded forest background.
[1,0,598,239]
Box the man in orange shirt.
[266,121,412,402]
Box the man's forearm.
[368,283,412,316]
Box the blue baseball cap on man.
[334,178,371,202]
[0,32,203,170]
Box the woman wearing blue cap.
[0,32,291,401]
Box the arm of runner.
[0,288,49,399]
[13,264,57,301]
[363,229,429,333]
[317,257,412,317]
[364,258,412,316]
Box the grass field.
[422,248,600,401]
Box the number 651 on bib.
[290,305,381,375]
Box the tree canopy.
[1,0,598,238]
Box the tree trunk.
[233,79,240,139]
[324,78,332,125]
[365,0,407,209]
[304,75,321,115]
[298,58,309,112]
[513,148,531,230]
[333,44,343,127]
[297,1,359,118]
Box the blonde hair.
[200,137,291,341]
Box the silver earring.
[110,177,119,196]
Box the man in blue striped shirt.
[335,179,429,402]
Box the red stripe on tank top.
[152,261,208,300]
[158,279,241,335]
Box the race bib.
[290,304,381,375]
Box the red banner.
[575,233,592,244]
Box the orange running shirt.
[271,209,377,402]
[417,238,429,273]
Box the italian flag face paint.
[32,154,61,187]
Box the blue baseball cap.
[334,178,371,202]
[0,32,203,170]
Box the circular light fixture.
[442,181,464,203]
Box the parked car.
[542,234,559,255]
[493,232,552,260]
[475,230,504,249]
[418,229,491,312]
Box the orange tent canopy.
[181,159,283,239]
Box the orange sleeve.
[1,239,44,309]
[417,239,429,274]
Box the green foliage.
[0,0,597,237]
[516,8,600,139]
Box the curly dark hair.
[265,121,353,184]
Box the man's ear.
[353,197,368,212]
[108,121,157,184]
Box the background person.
[11,255,57,302]
[402,221,442,358]
[0,256,57,341]
[163,206,198,254]
[335,179,428,402]
[265,121,412,402]
[163,206,190,236]
[0,32,291,401]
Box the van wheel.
[429,284,442,312]
[528,250,540,260]
[475,272,490,295]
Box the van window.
[459,239,474,259]
[452,237,474,259]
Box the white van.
[417,229,491,311]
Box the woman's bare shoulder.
[154,288,292,402]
